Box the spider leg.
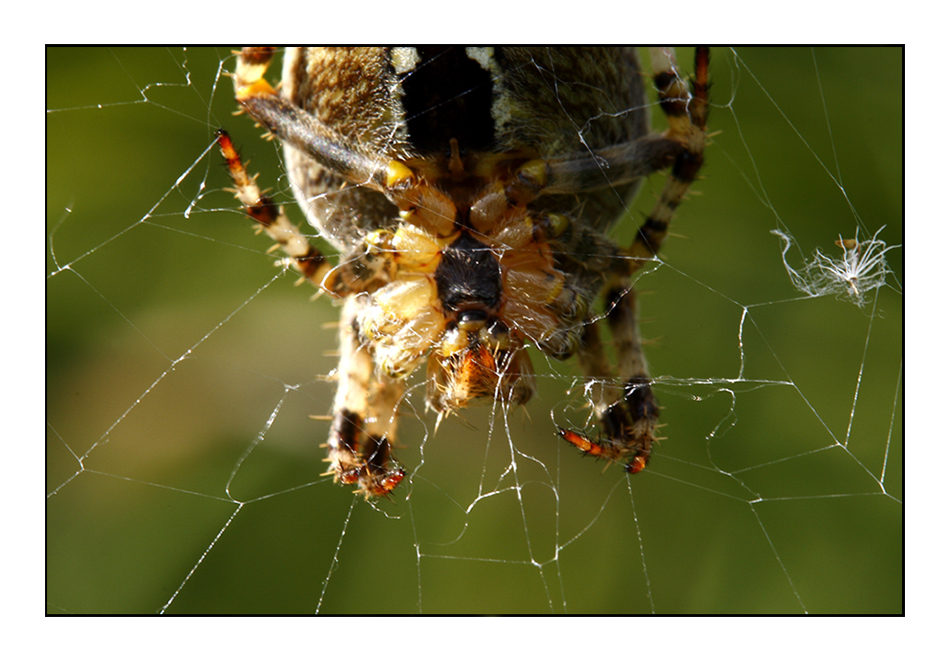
[326,296,406,499]
[218,129,405,499]
[604,283,657,473]
[627,47,709,269]
[565,283,657,473]
[539,134,682,194]
[524,48,709,272]
[565,317,629,466]
[552,48,708,475]
[232,47,391,194]
[217,130,332,290]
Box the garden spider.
[219,47,708,498]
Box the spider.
[218,47,708,499]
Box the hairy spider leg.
[217,130,332,290]
[557,47,708,473]
[324,297,406,499]
[218,129,407,499]
[628,47,709,267]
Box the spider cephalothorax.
[219,47,708,498]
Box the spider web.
[46,47,903,617]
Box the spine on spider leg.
[215,129,333,291]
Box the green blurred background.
[47,47,902,614]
